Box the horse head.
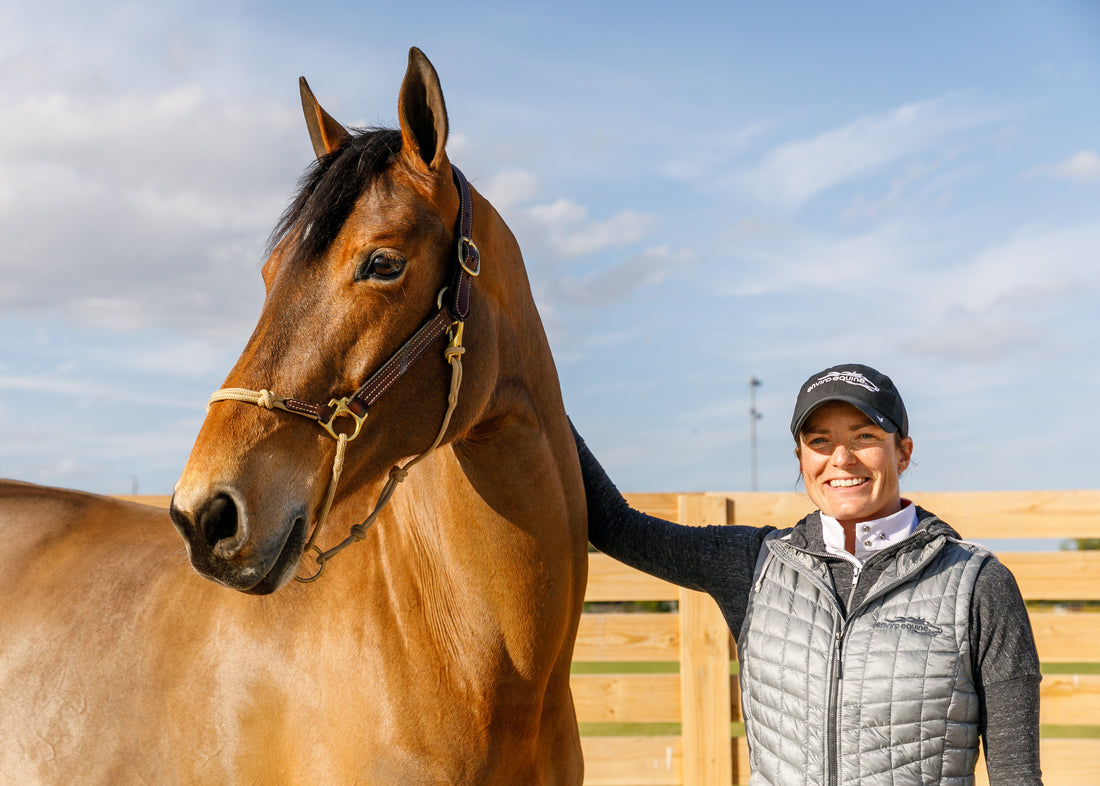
[170,49,530,594]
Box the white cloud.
[553,245,684,306]
[741,95,991,209]
[901,304,1047,361]
[1026,149,1100,184]
[710,215,1100,366]
[894,220,1100,362]
[719,222,915,297]
[0,53,302,340]
[659,121,772,184]
[944,220,1100,311]
[0,368,197,410]
[478,169,541,212]
[527,197,588,227]
[525,198,656,257]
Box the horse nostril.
[199,493,242,554]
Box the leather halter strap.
[332,164,478,424]
[218,165,479,438]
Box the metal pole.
[749,377,762,491]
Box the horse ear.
[299,77,351,160]
[398,47,449,172]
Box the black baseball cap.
[790,363,908,439]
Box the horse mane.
[267,128,403,267]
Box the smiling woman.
[571,362,1044,784]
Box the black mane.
[267,128,403,267]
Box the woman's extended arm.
[571,421,772,607]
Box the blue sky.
[1,1,1098,497]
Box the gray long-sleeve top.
[574,429,1042,784]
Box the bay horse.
[0,48,588,784]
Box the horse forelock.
[267,128,403,268]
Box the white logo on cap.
[806,370,880,394]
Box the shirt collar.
[820,501,917,564]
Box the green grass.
[571,661,680,674]
[1042,726,1100,739]
[574,662,1100,675]
[580,722,1099,739]
[1041,662,1100,674]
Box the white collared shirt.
[821,501,918,565]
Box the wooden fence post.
[678,494,734,786]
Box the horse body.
[0,48,586,785]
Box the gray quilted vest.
[738,529,989,785]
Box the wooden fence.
[123,491,1100,784]
[572,490,1100,786]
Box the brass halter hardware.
[318,397,368,442]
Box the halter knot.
[388,466,409,482]
[257,389,278,409]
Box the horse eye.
[355,250,406,282]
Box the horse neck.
[318,443,584,677]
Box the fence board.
[574,613,680,662]
[571,673,680,724]
[1040,674,1100,725]
[907,490,1100,540]
[585,553,678,602]
[624,490,1100,540]
[679,590,733,786]
[1031,613,1100,663]
[590,517,1100,603]
[676,494,735,786]
[622,493,681,522]
[1000,551,1100,601]
[580,736,682,786]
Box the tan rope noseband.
[206,165,480,583]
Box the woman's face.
[797,401,913,526]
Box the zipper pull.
[835,630,844,679]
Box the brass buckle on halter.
[448,319,465,349]
[319,397,367,441]
[457,236,480,277]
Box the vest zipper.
[827,617,847,786]
[827,565,860,786]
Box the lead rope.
[205,329,466,583]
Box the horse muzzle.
[169,487,308,594]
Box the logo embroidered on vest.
[873,616,944,636]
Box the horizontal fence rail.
[122,491,1100,785]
